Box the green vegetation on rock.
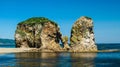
[16,29,26,37]
[18,17,58,26]
[84,16,92,20]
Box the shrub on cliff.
[18,17,58,27]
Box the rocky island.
[70,16,98,52]
[14,16,98,52]
[15,17,63,52]
[2,16,120,53]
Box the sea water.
[0,44,120,67]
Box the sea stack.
[70,16,97,52]
[15,17,62,51]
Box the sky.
[0,0,120,43]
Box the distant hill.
[0,38,15,45]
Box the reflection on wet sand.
[71,53,96,67]
[15,52,58,67]
[15,52,96,67]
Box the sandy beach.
[0,48,36,54]
[0,48,120,54]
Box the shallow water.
[0,44,120,67]
[0,52,120,67]
[1,43,120,50]
[0,45,15,48]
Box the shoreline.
[0,48,36,54]
[0,48,120,54]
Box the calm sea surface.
[0,44,120,67]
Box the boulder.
[70,16,98,52]
[15,17,62,51]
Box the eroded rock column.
[61,36,70,50]
[70,16,97,52]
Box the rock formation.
[61,36,70,50]
[70,16,97,52]
[15,16,98,52]
[15,17,62,51]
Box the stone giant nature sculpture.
[15,16,98,52]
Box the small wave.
[99,49,120,52]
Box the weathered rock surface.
[61,36,70,50]
[15,17,62,51]
[15,16,98,52]
[70,16,98,52]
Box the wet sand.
[0,48,120,54]
[0,48,36,54]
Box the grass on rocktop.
[18,17,58,27]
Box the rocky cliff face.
[70,16,97,52]
[15,17,62,51]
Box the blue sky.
[0,0,120,43]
